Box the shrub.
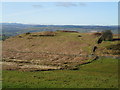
[18,36,22,38]
[101,30,113,41]
[25,32,31,35]
[78,35,82,37]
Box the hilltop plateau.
[2,31,119,71]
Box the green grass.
[2,57,118,88]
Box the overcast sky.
[2,2,118,25]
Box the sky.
[1,2,118,25]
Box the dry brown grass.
[92,32,102,36]
[2,31,103,71]
[2,62,61,71]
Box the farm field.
[2,57,118,88]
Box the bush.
[101,30,113,41]
[25,32,31,35]
[78,35,82,37]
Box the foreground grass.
[2,57,118,88]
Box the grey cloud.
[32,5,43,8]
[56,2,87,7]
[56,2,77,7]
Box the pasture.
[2,57,118,88]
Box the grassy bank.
[2,57,118,88]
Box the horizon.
[1,22,118,26]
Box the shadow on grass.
[112,38,120,41]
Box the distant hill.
[0,23,118,38]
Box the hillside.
[2,31,119,71]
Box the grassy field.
[2,57,118,88]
